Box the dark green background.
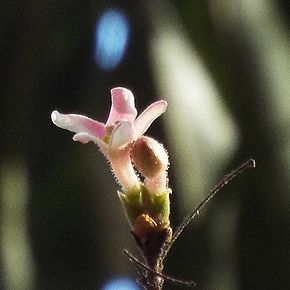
[1,1,290,289]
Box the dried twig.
[124,249,196,288]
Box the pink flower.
[51,87,167,193]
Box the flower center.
[102,121,120,144]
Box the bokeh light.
[101,276,140,290]
[94,8,130,71]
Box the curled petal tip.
[51,110,59,124]
[110,87,134,105]
[158,100,168,112]
[107,87,137,125]
[73,133,91,144]
[51,110,72,128]
[110,86,131,95]
[50,110,74,130]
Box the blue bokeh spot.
[101,277,140,290]
[94,8,130,71]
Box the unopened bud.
[131,136,168,178]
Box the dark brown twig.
[124,249,196,288]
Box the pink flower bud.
[131,136,168,179]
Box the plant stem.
[131,226,172,289]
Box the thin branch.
[124,249,196,288]
[161,159,256,258]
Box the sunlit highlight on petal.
[109,121,135,149]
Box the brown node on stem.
[132,214,172,267]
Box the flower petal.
[51,111,106,139]
[134,100,168,137]
[72,133,97,144]
[109,120,135,150]
[106,87,137,125]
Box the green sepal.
[118,185,171,227]
[118,189,143,226]
[151,189,171,225]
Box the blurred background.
[1,0,290,289]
